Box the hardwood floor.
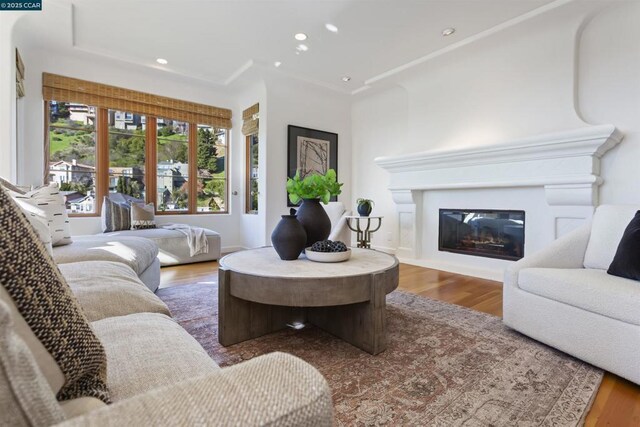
[160,261,640,426]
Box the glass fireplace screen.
[439,209,525,261]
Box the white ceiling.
[22,0,558,94]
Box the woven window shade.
[241,103,259,135]
[42,73,232,128]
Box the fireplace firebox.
[439,209,525,261]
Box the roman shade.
[241,103,259,136]
[42,73,232,129]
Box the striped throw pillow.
[101,197,131,232]
[10,183,72,246]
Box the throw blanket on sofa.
[161,224,209,257]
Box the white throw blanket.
[160,223,209,257]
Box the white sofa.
[322,201,351,246]
[504,205,640,385]
[104,227,222,266]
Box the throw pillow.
[0,187,110,404]
[6,197,53,255]
[11,183,72,246]
[607,210,640,281]
[101,197,131,232]
[131,202,157,230]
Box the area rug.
[157,283,602,426]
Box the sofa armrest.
[504,222,592,288]
[57,352,333,427]
[328,210,352,246]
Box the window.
[246,134,259,213]
[43,74,231,216]
[47,101,97,214]
[108,110,147,203]
[196,125,227,213]
[157,119,189,211]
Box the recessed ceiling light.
[274,61,282,68]
[325,23,338,33]
[156,58,168,65]
[296,44,309,52]
[441,27,456,37]
[342,76,351,82]
[294,33,307,41]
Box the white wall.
[264,72,352,244]
[352,1,639,272]
[579,1,640,204]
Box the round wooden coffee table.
[218,247,399,355]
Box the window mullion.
[96,108,109,214]
[146,117,157,208]
[188,123,197,214]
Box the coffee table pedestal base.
[219,268,390,355]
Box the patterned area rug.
[157,283,602,426]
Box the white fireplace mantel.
[375,125,623,262]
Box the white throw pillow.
[11,183,72,247]
[12,200,53,255]
[584,204,640,270]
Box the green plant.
[356,198,374,208]
[286,169,342,205]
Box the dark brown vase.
[271,213,307,260]
[296,198,331,247]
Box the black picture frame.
[287,125,338,207]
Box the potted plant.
[357,198,374,217]
[286,169,343,247]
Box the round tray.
[305,248,352,263]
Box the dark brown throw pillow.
[0,188,110,403]
[607,210,640,281]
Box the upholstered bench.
[103,227,222,266]
[53,235,160,292]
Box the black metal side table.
[346,215,383,248]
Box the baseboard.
[397,257,504,282]
[221,245,248,254]
[371,245,397,255]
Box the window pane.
[247,134,258,213]
[48,101,97,214]
[196,125,227,212]
[157,119,189,212]
[108,110,146,204]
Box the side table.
[346,215,383,248]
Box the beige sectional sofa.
[3,257,333,425]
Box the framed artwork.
[287,125,338,206]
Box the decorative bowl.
[305,248,351,263]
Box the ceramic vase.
[296,198,331,247]
[271,211,307,260]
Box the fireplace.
[439,209,525,261]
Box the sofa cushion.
[0,298,66,426]
[105,227,221,266]
[518,267,640,325]
[584,204,640,270]
[0,188,110,404]
[59,261,170,322]
[92,313,220,402]
[322,201,345,228]
[53,235,158,275]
